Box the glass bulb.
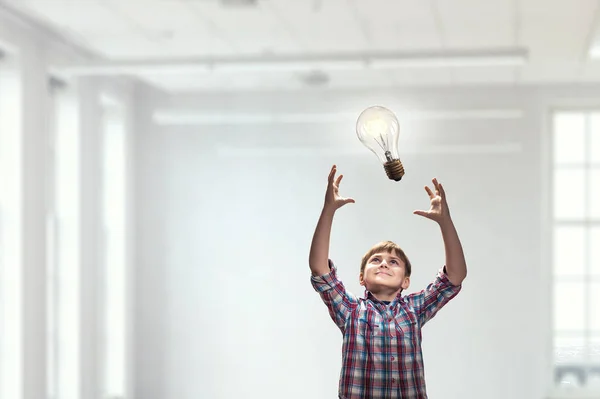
[356,105,405,181]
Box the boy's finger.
[424,186,434,199]
[335,174,343,186]
[328,165,336,183]
[413,210,431,219]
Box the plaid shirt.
[311,260,461,399]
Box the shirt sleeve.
[310,260,359,333]
[405,266,462,327]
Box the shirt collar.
[363,289,404,304]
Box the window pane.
[102,106,127,398]
[590,113,600,164]
[554,335,590,388]
[553,226,585,276]
[591,284,600,332]
[592,227,600,276]
[553,168,586,220]
[590,169,600,219]
[54,90,80,399]
[554,335,586,364]
[554,282,586,331]
[590,337,600,389]
[591,336,600,363]
[588,374,600,390]
[554,112,586,164]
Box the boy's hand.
[413,178,451,225]
[324,165,355,211]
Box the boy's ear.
[401,277,410,290]
[359,273,365,286]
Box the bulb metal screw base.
[384,159,405,181]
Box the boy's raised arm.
[413,178,467,286]
[309,165,355,277]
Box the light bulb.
[356,105,405,181]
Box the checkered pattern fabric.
[311,260,461,399]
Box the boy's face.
[359,251,410,294]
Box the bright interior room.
[0,1,599,399]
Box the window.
[47,83,80,399]
[552,111,600,391]
[0,60,22,399]
[101,99,128,399]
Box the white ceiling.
[4,0,600,92]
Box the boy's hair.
[360,241,412,277]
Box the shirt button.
[391,356,395,361]
[392,378,396,383]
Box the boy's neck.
[368,289,402,303]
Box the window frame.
[0,56,23,399]
[546,107,600,398]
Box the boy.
[309,165,467,399]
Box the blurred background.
[0,1,599,399]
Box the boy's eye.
[391,260,398,265]
[372,257,380,262]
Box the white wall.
[135,84,600,399]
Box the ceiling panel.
[436,0,514,48]
[156,32,238,57]
[186,0,302,54]
[519,0,597,60]
[22,0,134,36]
[3,0,600,90]
[351,0,441,50]
[105,0,208,31]
[265,0,368,53]
[82,36,164,58]
[70,1,237,58]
